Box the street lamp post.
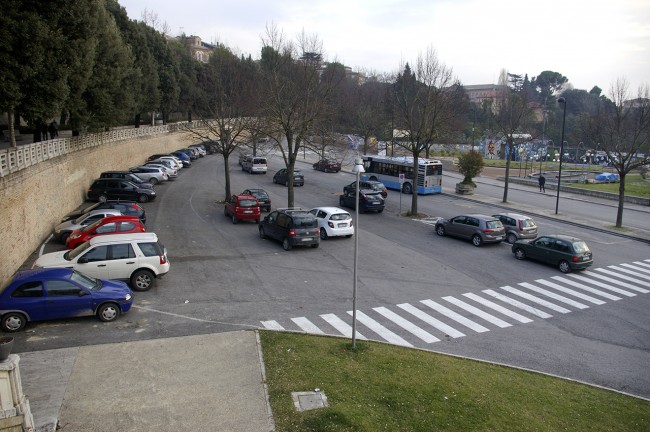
[351,157,365,350]
[555,97,568,214]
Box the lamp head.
[352,157,365,174]
[558,97,566,104]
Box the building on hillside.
[463,84,506,105]
[178,35,215,63]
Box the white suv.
[33,233,170,291]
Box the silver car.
[492,213,538,244]
[146,163,178,179]
[53,209,122,244]
[435,214,506,247]
[129,166,169,184]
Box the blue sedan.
[0,268,133,332]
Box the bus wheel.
[369,176,378,181]
[402,183,413,194]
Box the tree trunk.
[410,147,419,215]
[7,110,16,148]
[616,174,625,227]
[502,140,512,203]
[224,155,231,198]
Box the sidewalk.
[18,331,275,432]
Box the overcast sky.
[118,0,649,96]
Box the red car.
[313,159,342,173]
[65,215,146,249]
[224,194,261,224]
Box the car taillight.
[571,256,580,262]
[160,254,167,264]
[350,220,353,227]
[483,229,496,233]
[328,221,334,228]
[289,229,296,237]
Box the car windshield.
[330,213,351,221]
[66,241,92,261]
[82,219,104,233]
[293,215,317,228]
[572,241,590,253]
[250,191,268,198]
[70,270,101,291]
[239,199,258,208]
[486,220,503,229]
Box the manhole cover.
[291,391,329,411]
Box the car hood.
[97,279,132,296]
[33,251,71,268]
[55,220,78,232]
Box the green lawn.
[260,331,649,432]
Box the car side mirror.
[79,290,89,296]
[78,257,88,264]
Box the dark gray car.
[258,208,319,250]
[435,214,505,247]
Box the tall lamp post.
[555,97,567,214]
[351,157,365,349]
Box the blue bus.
[360,155,442,195]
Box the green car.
[512,234,593,273]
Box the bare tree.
[491,69,536,203]
[393,47,465,215]
[259,25,342,207]
[582,78,650,227]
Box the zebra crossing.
[260,260,650,348]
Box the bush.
[457,150,485,187]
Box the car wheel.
[339,197,345,207]
[1,312,26,332]
[138,194,149,203]
[232,214,238,224]
[272,177,277,184]
[224,207,228,216]
[97,303,120,322]
[320,228,328,240]
[514,248,526,260]
[149,177,159,185]
[285,180,289,187]
[130,269,154,291]
[98,194,108,203]
[402,182,413,194]
[255,218,259,224]
[259,227,266,239]
[507,232,518,244]
[60,231,71,244]
[369,176,378,181]
[282,238,292,251]
[435,225,446,236]
[472,234,483,247]
[311,243,319,248]
[559,260,572,273]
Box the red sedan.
[66,215,146,249]
[313,159,342,173]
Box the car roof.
[101,171,132,174]
[493,212,532,219]
[3,268,73,291]
[244,188,266,193]
[85,209,123,216]
[88,232,158,245]
[464,214,499,220]
[235,194,257,199]
[94,215,141,222]
[311,207,350,214]
[540,234,584,242]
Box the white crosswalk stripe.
[462,292,534,323]
[420,299,490,333]
[551,276,622,301]
[373,307,440,343]
[482,289,553,319]
[321,313,367,340]
[259,261,649,349]
[518,282,590,309]
[575,271,643,294]
[534,279,606,305]
[499,285,571,313]
[442,296,512,328]
[397,303,465,338]
[291,317,325,334]
[348,310,413,347]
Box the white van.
[241,156,268,174]
[33,233,170,291]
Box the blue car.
[0,268,133,332]
[171,151,192,167]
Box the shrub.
[457,150,485,187]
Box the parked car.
[188,144,206,157]
[147,154,183,168]
[171,151,192,167]
[0,268,133,332]
[492,213,538,244]
[273,168,304,186]
[129,166,169,184]
[313,159,342,173]
[61,201,146,224]
[54,209,123,244]
[309,207,354,239]
[177,148,198,160]
[512,235,593,273]
[66,215,146,249]
[435,214,506,247]
[145,162,178,179]
[241,188,271,212]
[149,156,183,171]
[339,189,385,213]
[238,153,251,166]
[241,156,268,174]
[99,171,154,189]
[343,180,388,198]
[87,179,156,203]
[259,208,320,250]
[33,233,170,291]
[224,194,261,224]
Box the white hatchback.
[33,233,170,291]
[309,207,354,240]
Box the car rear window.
[292,215,317,228]
[330,213,351,221]
[239,199,258,208]
[138,242,163,256]
[572,241,590,254]
[365,193,382,200]
[520,219,536,228]
[253,158,267,164]
[486,220,503,229]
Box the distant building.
[463,84,506,105]
[178,35,215,63]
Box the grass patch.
[567,176,650,199]
[260,331,649,432]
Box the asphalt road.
[14,152,650,399]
